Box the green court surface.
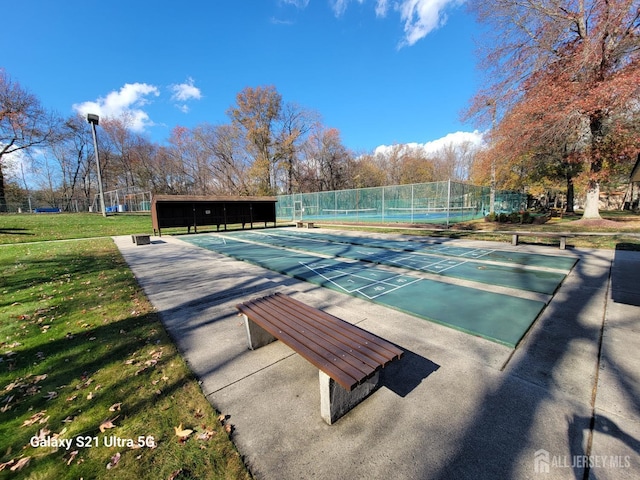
[277,230,578,271]
[181,233,560,348]
[218,230,572,295]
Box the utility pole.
[87,114,107,217]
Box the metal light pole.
[87,114,107,217]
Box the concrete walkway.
[114,229,639,480]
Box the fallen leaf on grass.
[196,427,216,441]
[44,391,58,401]
[99,416,118,433]
[168,469,185,480]
[106,452,121,469]
[10,457,30,472]
[66,450,78,466]
[174,423,193,440]
[86,392,94,400]
[1,395,14,412]
[22,411,47,427]
[109,402,122,412]
[224,424,233,434]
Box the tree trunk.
[0,163,7,212]
[582,180,602,219]
[565,174,574,213]
[582,114,605,220]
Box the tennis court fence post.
[446,179,451,229]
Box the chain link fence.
[277,181,526,227]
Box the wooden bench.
[131,234,151,246]
[511,232,572,250]
[236,292,403,424]
[295,221,315,228]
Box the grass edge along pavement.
[0,238,251,480]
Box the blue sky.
[2,0,484,153]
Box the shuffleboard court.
[222,230,569,295]
[277,230,578,271]
[182,234,547,347]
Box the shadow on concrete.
[425,249,639,479]
[568,413,640,479]
[381,349,440,398]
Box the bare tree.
[193,123,252,195]
[227,86,283,195]
[0,70,59,211]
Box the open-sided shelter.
[151,195,277,236]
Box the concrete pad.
[113,232,640,480]
[588,413,640,480]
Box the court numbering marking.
[299,261,422,300]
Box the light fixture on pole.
[87,114,107,217]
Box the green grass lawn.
[0,213,153,244]
[0,219,251,479]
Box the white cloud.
[397,0,464,47]
[73,83,160,132]
[281,0,310,7]
[331,0,365,17]
[170,77,202,102]
[375,0,389,17]
[374,130,485,157]
[170,77,202,114]
[330,0,463,45]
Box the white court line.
[429,259,471,273]
[299,261,422,299]
[457,248,495,259]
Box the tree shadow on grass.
[0,227,32,234]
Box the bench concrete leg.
[512,234,519,246]
[243,315,277,350]
[559,237,566,250]
[319,371,379,425]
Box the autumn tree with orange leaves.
[468,0,640,218]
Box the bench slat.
[242,299,380,381]
[275,294,403,363]
[239,301,365,389]
[237,293,403,391]
[251,293,403,366]
[263,294,397,368]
